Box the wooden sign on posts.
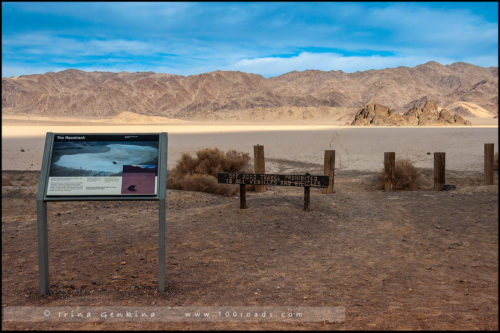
[218,173,329,187]
[217,172,329,211]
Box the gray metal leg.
[158,198,166,292]
[37,200,49,294]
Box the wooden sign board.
[218,172,329,211]
[217,173,329,188]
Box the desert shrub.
[182,174,236,195]
[376,159,420,190]
[167,148,251,195]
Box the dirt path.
[1,171,498,330]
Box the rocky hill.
[2,61,497,121]
[351,100,471,126]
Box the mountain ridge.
[2,61,497,121]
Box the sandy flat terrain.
[2,123,498,172]
[2,119,498,329]
[1,169,498,330]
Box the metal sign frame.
[36,132,168,294]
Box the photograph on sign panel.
[49,141,159,177]
[46,136,159,196]
[121,164,157,194]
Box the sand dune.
[109,112,188,124]
[1,112,187,125]
[446,101,494,118]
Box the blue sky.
[2,2,498,78]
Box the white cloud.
[1,64,67,78]
[228,52,464,77]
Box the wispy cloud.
[2,2,497,78]
[227,52,457,77]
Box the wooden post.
[254,145,265,192]
[384,152,395,192]
[304,186,310,211]
[484,143,494,185]
[324,150,335,194]
[304,172,311,211]
[240,184,247,209]
[434,152,446,190]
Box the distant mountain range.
[2,61,497,122]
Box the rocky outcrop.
[351,100,472,126]
[350,103,407,126]
[404,100,471,125]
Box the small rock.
[442,184,456,191]
[120,261,127,265]
[435,225,441,229]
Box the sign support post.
[36,132,54,295]
[36,200,49,294]
[157,132,168,293]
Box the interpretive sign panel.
[36,132,168,295]
[45,134,159,197]
[217,173,329,188]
